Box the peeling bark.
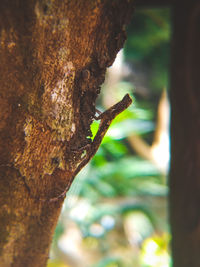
[0,1,134,266]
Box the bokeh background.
[48,7,171,267]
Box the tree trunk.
[0,1,133,266]
[170,0,200,266]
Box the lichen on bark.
[43,62,76,142]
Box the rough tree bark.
[0,1,133,266]
[170,0,200,266]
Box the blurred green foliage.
[125,8,171,92]
[48,7,171,267]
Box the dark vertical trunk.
[0,1,133,266]
[170,0,200,266]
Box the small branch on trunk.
[49,93,132,202]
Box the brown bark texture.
[170,0,200,266]
[0,1,133,266]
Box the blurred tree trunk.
[170,0,200,266]
[0,1,133,266]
